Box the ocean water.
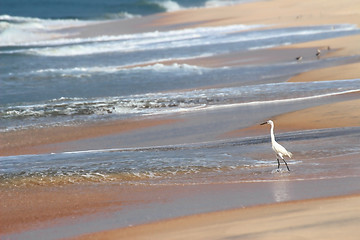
[1,0,360,188]
[0,0,251,19]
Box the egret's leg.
[282,158,290,171]
[276,158,280,169]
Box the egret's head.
[260,120,273,126]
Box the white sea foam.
[205,89,360,112]
[205,0,252,7]
[7,23,356,56]
[103,12,141,20]
[3,79,359,121]
[154,0,183,12]
[29,60,209,76]
[249,42,291,50]
[1,24,264,55]
[0,15,96,46]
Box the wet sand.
[2,0,360,238]
[75,194,360,240]
[289,62,360,82]
[0,118,178,156]
[283,35,360,60]
[286,34,360,82]
[224,95,360,138]
[272,98,360,131]
[0,184,197,235]
[2,173,360,238]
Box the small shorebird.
[295,56,303,62]
[260,120,292,171]
[316,49,321,58]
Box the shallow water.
[2,127,360,188]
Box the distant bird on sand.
[260,120,292,171]
[316,49,321,58]
[295,56,303,61]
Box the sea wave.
[29,62,208,75]
[0,14,96,46]
[3,24,356,56]
[0,0,257,47]
[154,0,183,12]
[205,0,253,7]
[1,79,359,122]
[1,23,264,52]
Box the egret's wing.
[273,142,292,158]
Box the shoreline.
[0,118,179,156]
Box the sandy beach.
[75,194,360,240]
[1,0,360,239]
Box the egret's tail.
[287,151,293,158]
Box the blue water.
[0,0,199,19]
[0,0,249,19]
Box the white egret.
[260,120,292,171]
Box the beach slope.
[75,194,360,240]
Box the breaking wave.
[1,79,359,125]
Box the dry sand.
[75,194,360,240]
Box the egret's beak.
[260,122,267,125]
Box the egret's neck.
[270,123,276,143]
